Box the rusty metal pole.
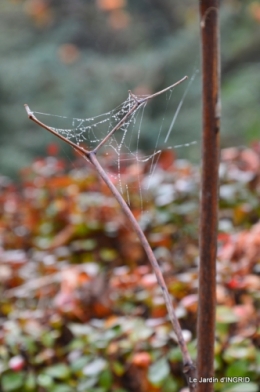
[196,1,220,391]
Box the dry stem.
[25,77,196,390]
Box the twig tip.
[24,104,33,118]
[128,90,139,104]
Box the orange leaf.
[47,176,73,188]
[131,352,151,368]
[97,0,126,11]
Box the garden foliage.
[0,145,260,391]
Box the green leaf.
[20,336,37,355]
[83,358,107,376]
[168,347,182,362]
[37,373,54,388]
[112,361,125,376]
[2,371,25,391]
[41,330,59,348]
[24,372,37,390]
[225,359,250,378]
[214,355,223,371]
[216,306,239,324]
[70,355,91,372]
[148,358,170,386]
[50,384,74,392]
[77,378,97,391]
[186,340,197,360]
[44,364,71,380]
[67,337,86,351]
[87,389,106,392]
[69,323,92,336]
[223,383,259,392]
[100,248,117,262]
[224,345,256,363]
[99,369,113,389]
[129,321,153,342]
[162,375,179,392]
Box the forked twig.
[25,77,196,390]
[24,104,89,155]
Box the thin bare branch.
[138,75,188,103]
[24,104,89,156]
[25,76,187,156]
[87,151,196,389]
[24,78,196,391]
[92,76,187,152]
[128,90,139,104]
[92,101,139,153]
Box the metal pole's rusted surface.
[197,1,220,391]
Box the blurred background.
[1,0,260,178]
[1,3,260,391]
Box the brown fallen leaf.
[48,224,75,250]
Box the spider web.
[32,77,198,215]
